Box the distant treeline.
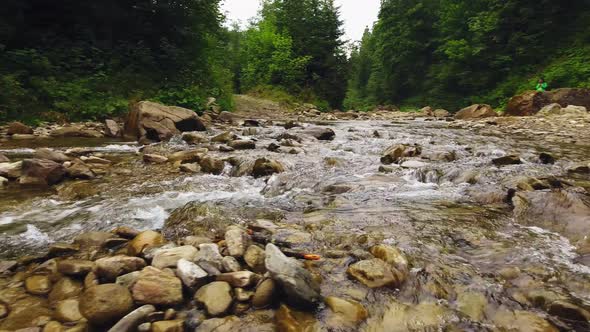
[345,0,590,111]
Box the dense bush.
[0,0,233,124]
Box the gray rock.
[107,305,156,332]
[195,243,224,271]
[95,255,147,281]
[105,119,121,137]
[305,127,335,141]
[33,148,71,162]
[264,243,321,307]
[176,259,208,288]
[221,256,242,273]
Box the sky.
[221,0,381,42]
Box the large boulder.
[20,158,66,185]
[7,122,33,135]
[454,104,497,120]
[537,103,588,117]
[124,101,206,142]
[505,88,590,116]
[304,127,335,141]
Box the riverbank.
[1,98,590,331]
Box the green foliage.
[229,0,348,109]
[345,0,590,111]
[0,0,231,123]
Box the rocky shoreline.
[1,95,590,331]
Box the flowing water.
[1,118,590,331]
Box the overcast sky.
[221,0,381,42]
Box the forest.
[1,0,590,122]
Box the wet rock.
[163,203,231,241]
[152,245,198,269]
[179,163,201,173]
[228,140,256,150]
[95,255,147,281]
[539,152,556,165]
[195,243,224,271]
[244,245,266,273]
[107,305,156,332]
[513,189,590,242]
[168,149,206,163]
[48,277,83,303]
[231,158,285,178]
[347,258,403,288]
[104,119,121,137]
[216,271,259,288]
[221,256,242,272]
[7,121,34,135]
[182,132,208,145]
[65,161,95,179]
[265,243,321,307]
[151,319,184,332]
[57,259,94,276]
[492,155,522,166]
[79,283,134,325]
[547,300,590,322]
[176,259,208,288]
[568,162,590,174]
[370,245,408,275]
[124,101,206,142]
[325,296,368,327]
[51,126,103,138]
[55,298,83,323]
[0,161,22,179]
[275,304,319,332]
[131,267,184,306]
[366,301,455,332]
[211,131,237,144]
[305,127,335,141]
[225,226,248,257]
[33,148,71,163]
[0,176,7,186]
[25,275,52,295]
[199,156,225,175]
[381,144,422,164]
[492,309,558,332]
[21,159,66,185]
[252,278,276,309]
[454,104,497,120]
[196,316,240,332]
[194,281,233,317]
[128,230,164,256]
[143,154,168,164]
[456,291,487,321]
[0,305,53,330]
